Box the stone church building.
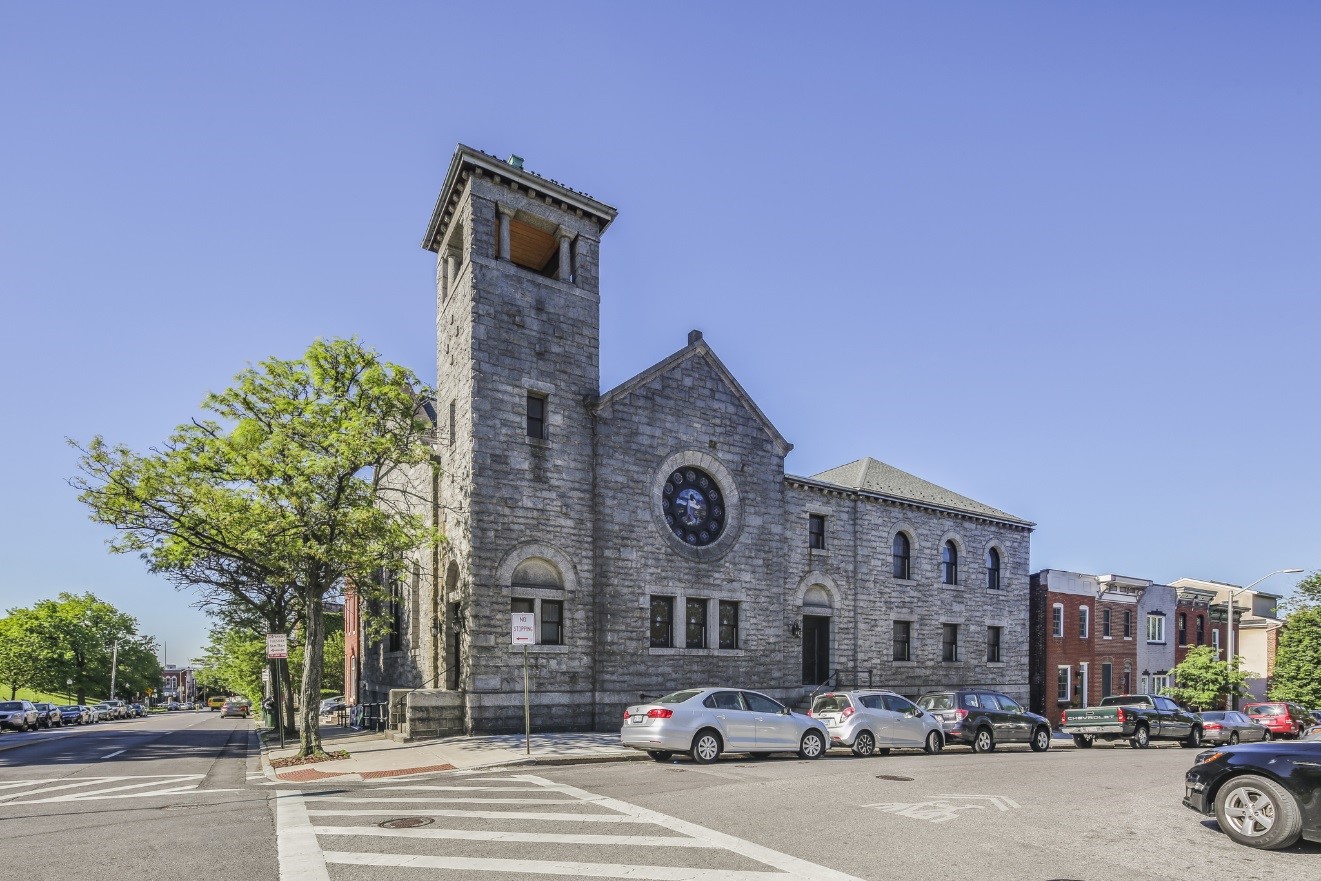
[348,145,1034,736]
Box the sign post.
[266,634,289,749]
[511,613,535,755]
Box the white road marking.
[275,792,331,881]
[302,795,576,805]
[0,778,127,801]
[25,777,201,802]
[314,825,718,847]
[362,783,579,792]
[0,775,207,805]
[101,749,126,759]
[306,808,658,822]
[321,852,806,880]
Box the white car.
[621,687,829,763]
[809,690,945,756]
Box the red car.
[1241,702,1314,739]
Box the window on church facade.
[448,400,456,447]
[942,624,959,662]
[986,626,1002,663]
[941,541,958,585]
[718,601,739,650]
[650,596,674,648]
[893,620,912,661]
[541,600,563,646]
[892,532,911,580]
[685,599,707,649]
[986,548,1001,589]
[526,393,547,439]
[808,514,825,550]
[388,574,402,653]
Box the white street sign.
[511,613,535,645]
[265,633,289,659]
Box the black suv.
[917,688,1053,753]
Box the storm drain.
[874,774,914,781]
[378,817,434,829]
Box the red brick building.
[1174,585,1229,666]
[1030,570,1145,722]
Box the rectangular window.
[1079,607,1089,639]
[540,599,563,646]
[1178,613,1187,645]
[649,596,674,649]
[1051,604,1063,637]
[1101,663,1113,698]
[448,400,456,447]
[1102,609,1112,638]
[1140,674,1150,694]
[1057,666,1071,702]
[808,514,826,550]
[1212,628,1220,654]
[388,575,402,652]
[685,598,707,649]
[1196,616,1205,645]
[892,620,912,662]
[1123,610,1132,638]
[941,624,959,663]
[1151,674,1170,693]
[1147,614,1165,643]
[526,393,547,439]
[718,601,739,650]
[986,626,1002,663]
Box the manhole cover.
[378,817,434,829]
[874,774,914,781]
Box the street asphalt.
[2,718,1316,880]
[0,711,276,880]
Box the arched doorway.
[801,585,832,686]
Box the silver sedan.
[621,687,830,763]
[1198,710,1271,745]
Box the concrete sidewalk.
[260,725,638,782]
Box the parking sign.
[511,613,535,645]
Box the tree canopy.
[73,338,439,755]
[1269,571,1321,707]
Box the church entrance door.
[801,615,830,685]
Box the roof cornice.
[785,474,1035,531]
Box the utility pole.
[108,639,119,699]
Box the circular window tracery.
[660,467,724,547]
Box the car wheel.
[1181,727,1203,749]
[798,730,826,760]
[1130,725,1150,749]
[971,727,995,754]
[1215,774,1304,850]
[690,729,722,764]
[1229,732,1240,744]
[1072,734,1095,749]
[924,730,943,755]
[646,750,673,762]
[1262,730,1271,742]
[1030,726,1051,752]
[851,730,876,758]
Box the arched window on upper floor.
[891,532,911,580]
[941,541,958,585]
[985,548,1001,590]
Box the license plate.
[630,715,645,724]
[1074,726,1109,733]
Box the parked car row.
[620,685,1056,763]
[0,699,146,732]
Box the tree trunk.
[297,591,326,756]
[280,657,295,734]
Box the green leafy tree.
[1269,572,1321,706]
[194,627,267,704]
[0,611,44,699]
[72,338,439,756]
[1167,645,1251,710]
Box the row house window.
[1102,608,1112,638]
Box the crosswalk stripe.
[302,795,579,805]
[306,808,646,822]
[0,778,129,800]
[366,784,578,793]
[313,825,718,847]
[276,791,330,881]
[321,851,798,880]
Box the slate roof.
[802,457,1033,527]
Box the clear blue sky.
[2,3,1317,664]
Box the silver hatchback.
[810,691,945,756]
[621,687,830,763]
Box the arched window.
[891,533,911,580]
[941,541,958,585]
[985,548,1001,590]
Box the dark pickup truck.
[1061,694,1204,749]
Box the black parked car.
[57,705,85,725]
[31,702,63,729]
[1184,740,1321,849]
[917,688,1053,753]
[0,700,41,732]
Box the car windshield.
[917,694,953,711]
[811,695,852,713]
[656,689,703,704]
[1246,705,1284,716]
[60,706,79,711]
[0,702,23,710]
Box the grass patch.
[270,750,351,768]
[5,687,106,705]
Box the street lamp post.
[66,678,72,705]
[1225,568,1303,710]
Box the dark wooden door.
[802,615,831,685]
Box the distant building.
[160,665,195,703]
[1170,577,1281,702]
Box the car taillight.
[955,708,968,721]
[806,710,813,717]
[842,706,855,718]
[1204,723,1221,730]
[1060,710,1068,726]
[647,708,673,719]
[1116,708,1126,724]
